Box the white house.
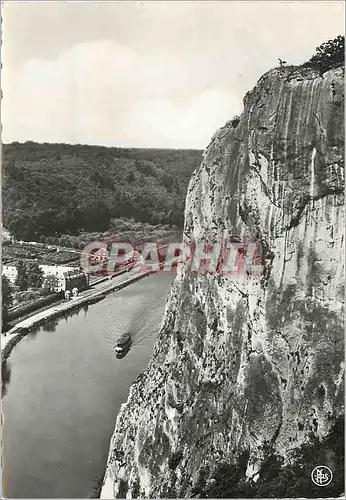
[2,263,83,292]
[2,265,17,283]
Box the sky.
[1,1,344,149]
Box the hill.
[2,142,202,241]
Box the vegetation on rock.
[192,416,344,498]
[304,35,344,72]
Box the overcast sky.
[2,1,344,149]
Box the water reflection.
[43,307,86,333]
[115,347,131,360]
[63,307,84,321]
[26,328,38,340]
[42,317,59,333]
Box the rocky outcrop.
[101,64,344,498]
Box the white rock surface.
[101,65,344,498]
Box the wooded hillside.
[3,142,202,240]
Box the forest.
[2,142,202,241]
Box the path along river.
[2,270,175,498]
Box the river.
[2,271,175,498]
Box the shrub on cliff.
[191,416,344,498]
[304,35,344,72]
[168,450,184,470]
[88,469,106,498]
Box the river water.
[2,271,175,498]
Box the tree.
[15,259,29,291]
[305,35,345,72]
[161,172,173,190]
[126,171,136,182]
[58,235,71,248]
[8,216,37,241]
[43,274,59,293]
[2,275,13,326]
[26,262,44,289]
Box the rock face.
[101,65,344,498]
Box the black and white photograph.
[1,1,344,498]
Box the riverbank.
[2,270,175,498]
[1,266,154,365]
[4,267,132,334]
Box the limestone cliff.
[101,64,344,498]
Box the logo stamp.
[311,466,333,487]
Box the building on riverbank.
[62,269,89,292]
[2,263,89,292]
[2,264,17,283]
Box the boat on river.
[115,332,132,357]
